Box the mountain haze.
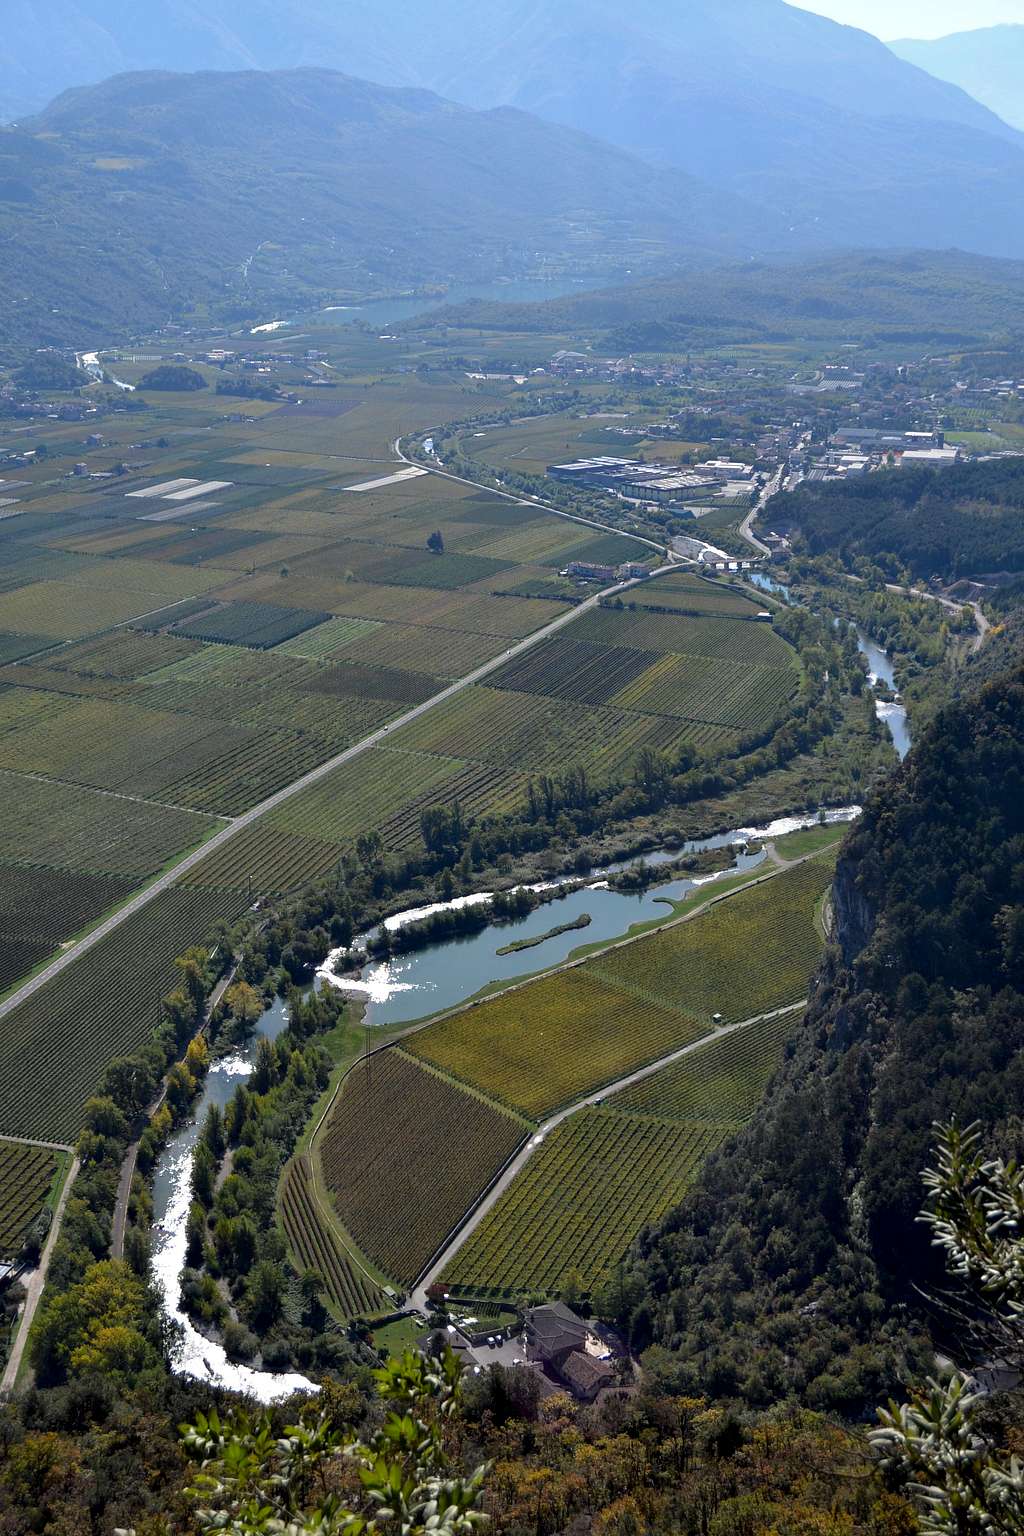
[891,26,1024,133]
[3,0,1023,259]
[0,68,768,345]
[420,250,1024,352]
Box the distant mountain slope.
[0,68,767,346]
[421,250,1024,351]
[891,26,1024,133]
[2,0,1023,258]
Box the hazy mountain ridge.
[0,67,771,345]
[3,0,1022,260]
[417,250,1024,350]
[891,25,1024,134]
[2,1,1024,259]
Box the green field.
[442,1004,807,1296]
[0,886,247,1141]
[278,1154,386,1320]
[608,1004,804,1123]
[0,1141,61,1259]
[409,856,832,1119]
[441,1109,727,1296]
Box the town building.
[899,447,961,469]
[700,459,755,482]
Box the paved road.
[409,999,806,1310]
[739,468,783,557]
[393,436,670,560]
[0,1155,80,1397]
[843,571,991,654]
[0,566,665,1032]
[882,580,990,653]
[0,437,681,1034]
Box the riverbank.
[316,808,860,1029]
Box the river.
[316,807,861,1028]
[75,350,135,391]
[746,572,911,760]
[149,805,859,1395]
[148,996,319,1403]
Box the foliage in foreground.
[874,1121,1024,1534]
[180,1347,487,1536]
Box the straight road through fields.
[409,999,807,1310]
[0,564,675,1031]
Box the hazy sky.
[795,0,1024,38]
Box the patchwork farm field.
[408,855,831,1119]
[0,1141,60,1259]
[0,422,610,1019]
[442,1005,808,1296]
[0,355,812,1226]
[314,862,824,1300]
[0,885,248,1141]
[318,1049,527,1286]
[442,1110,727,1296]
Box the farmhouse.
[524,1302,621,1401]
[560,1350,616,1402]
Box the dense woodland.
[429,251,1024,351]
[773,457,1024,584]
[618,661,1024,1418]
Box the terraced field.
[0,1141,60,1258]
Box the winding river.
[746,572,911,759]
[149,807,859,1394]
[149,997,319,1402]
[317,808,861,1025]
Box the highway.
[0,559,675,1032]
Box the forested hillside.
[0,68,755,344]
[771,457,1024,584]
[422,250,1024,350]
[624,662,1024,1414]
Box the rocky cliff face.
[625,664,1024,1414]
[829,854,875,967]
